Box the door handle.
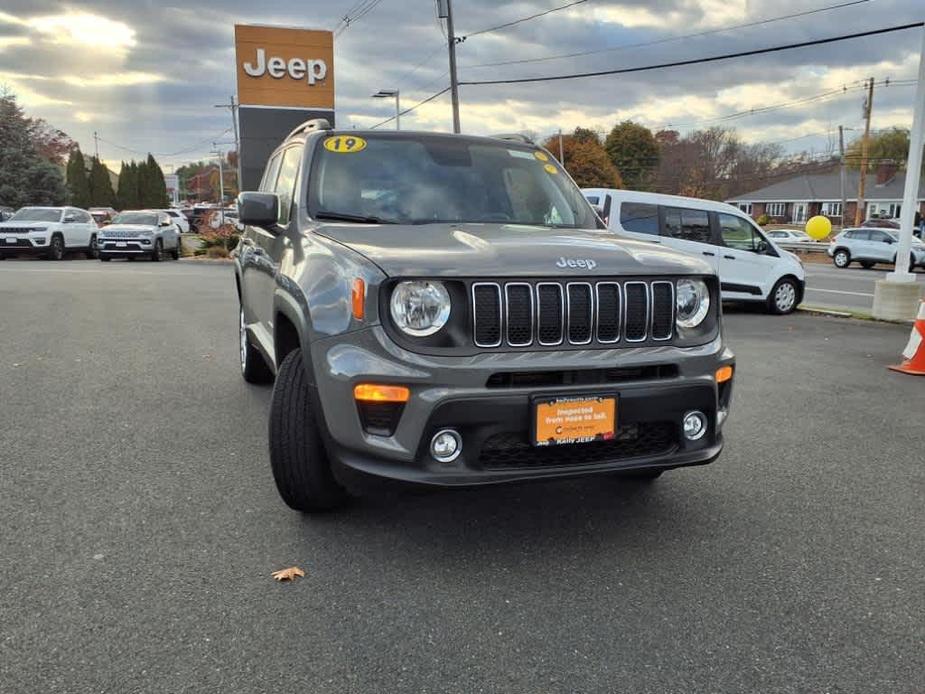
[723,255,736,260]
[702,251,715,257]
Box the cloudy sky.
[1,0,922,172]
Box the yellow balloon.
[805,215,832,240]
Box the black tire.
[767,277,799,315]
[100,256,111,262]
[87,235,99,259]
[171,238,180,260]
[239,306,273,384]
[151,239,163,262]
[48,234,65,261]
[860,260,874,269]
[832,248,850,268]
[268,349,348,512]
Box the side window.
[78,211,93,223]
[274,147,301,226]
[870,230,891,243]
[259,153,282,193]
[718,213,759,251]
[620,202,658,235]
[663,207,711,243]
[848,230,869,240]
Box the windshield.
[308,133,600,229]
[9,208,62,222]
[112,212,157,226]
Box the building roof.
[728,169,925,203]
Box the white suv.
[0,206,98,260]
[583,189,806,314]
[828,227,925,270]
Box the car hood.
[315,223,712,278]
[101,224,157,233]
[0,220,58,228]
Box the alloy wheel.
[775,282,797,313]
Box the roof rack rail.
[491,133,534,145]
[286,118,333,140]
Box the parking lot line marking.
[804,287,874,297]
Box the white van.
[583,189,806,314]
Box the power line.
[459,21,924,86]
[369,86,450,129]
[461,0,590,40]
[659,78,917,130]
[97,129,232,159]
[462,0,870,69]
[334,0,386,37]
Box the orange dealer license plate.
[533,395,616,447]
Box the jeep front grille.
[471,279,675,349]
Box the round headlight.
[676,279,710,329]
[390,281,451,337]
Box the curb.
[178,257,233,265]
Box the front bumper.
[308,326,734,487]
[0,235,50,255]
[99,239,153,256]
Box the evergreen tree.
[118,161,139,210]
[65,149,91,207]
[138,153,168,208]
[605,121,659,191]
[0,90,66,208]
[88,157,115,208]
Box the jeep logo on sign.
[556,257,598,271]
[243,48,328,85]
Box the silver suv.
[234,121,735,512]
[828,227,925,270]
[98,210,181,261]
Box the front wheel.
[151,239,163,262]
[48,234,65,260]
[87,235,99,259]
[860,261,874,269]
[833,249,850,268]
[268,349,348,512]
[768,277,799,315]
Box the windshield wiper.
[314,211,398,224]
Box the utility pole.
[438,0,461,133]
[93,131,100,159]
[558,128,564,163]
[214,96,241,188]
[886,23,925,283]
[838,125,847,228]
[855,77,875,225]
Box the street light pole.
[372,89,401,130]
[438,0,461,133]
[211,149,225,227]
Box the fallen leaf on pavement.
[271,566,305,582]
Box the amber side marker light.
[351,278,365,320]
[353,384,410,403]
[715,365,734,383]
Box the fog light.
[430,429,461,463]
[682,411,707,441]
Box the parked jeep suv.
[98,210,181,261]
[0,206,98,260]
[235,121,735,511]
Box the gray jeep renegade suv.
[234,119,734,512]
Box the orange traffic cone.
[888,300,925,376]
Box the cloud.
[0,0,921,168]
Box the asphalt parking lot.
[1,261,923,693]
[802,261,925,312]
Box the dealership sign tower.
[234,24,335,189]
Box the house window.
[821,202,842,217]
[766,203,786,217]
[868,202,901,219]
[737,203,752,215]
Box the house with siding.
[726,163,925,225]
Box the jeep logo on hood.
[556,257,597,271]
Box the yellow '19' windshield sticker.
[323,136,367,153]
[544,163,558,174]
[534,151,550,162]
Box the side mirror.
[238,192,280,230]
[159,220,172,227]
[755,239,769,254]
